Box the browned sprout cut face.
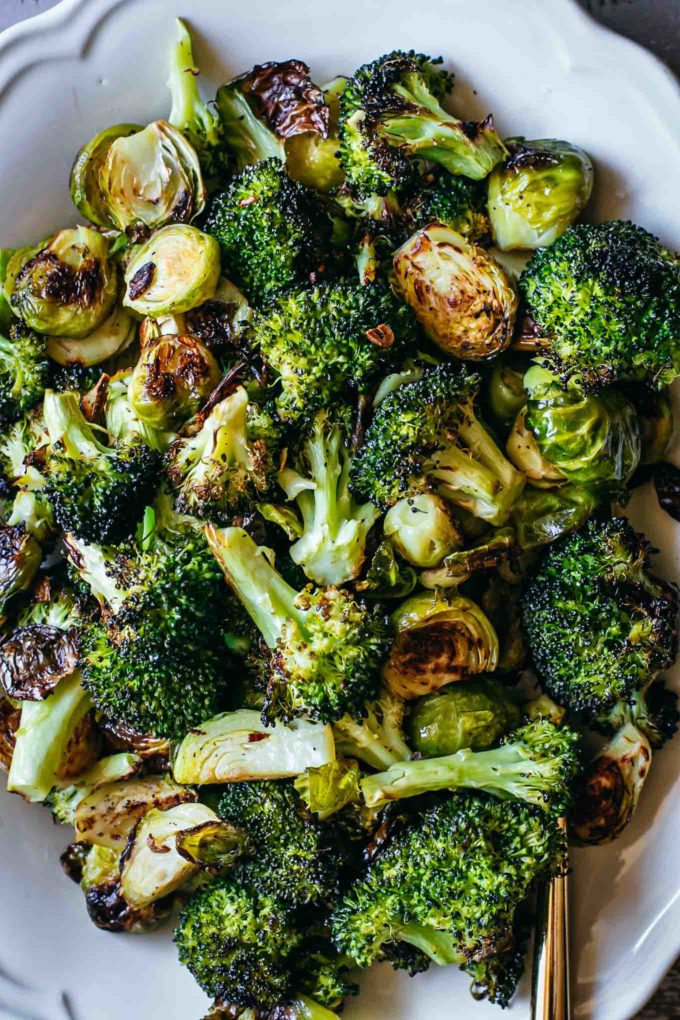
[0,624,79,701]
[128,334,222,430]
[392,223,518,359]
[0,693,20,772]
[236,59,330,139]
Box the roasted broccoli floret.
[166,387,281,523]
[332,689,412,770]
[41,390,160,544]
[351,362,525,523]
[0,321,49,427]
[361,717,582,815]
[248,277,418,423]
[519,221,680,388]
[276,406,380,585]
[205,159,329,304]
[174,877,302,1009]
[331,794,566,977]
[405,170,490,242]
[522,517,679,714]
[217,780,340,907]
[206,526,391,723]
[338,51,506,198]
[49,362,101,395]
[68,512,230,738]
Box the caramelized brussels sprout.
[285,78,345,193]
[419,526,515,589]
[120,802,248,907]
[0,691,20,772]
[74,773,196,849]
[623,385,674,467]
[70,123,141,227]
[47,304,136,367]
[486,353,529,430]
[123,225,221,317]
[128,334,222,429]
[383,493,462,568]
[78,842,172,933]
[392,223,517,359]
[383,590,499,699]
[508,367,641,496]
[294,759,361,820]
[171,709,335,785]
[488,138,593,251]
[100,120,205,232]
[6,227,118,338]
[49,753,143,825]
[505,408,565,488]
[569,724,651,845]
[408,677,521,757]
[510,484,598,550]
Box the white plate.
[0,1,679,1018]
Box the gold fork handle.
[531,817,571,1020]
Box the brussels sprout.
[485,352,529,430]
[392,224,518,359]
[354,538,417,600]
[506,408,565,488]
[488,138,594,251]
[623,385,673,467]
[120,802,248,907]
[408,677,521,757]
[419,526,515,589]
[49,753,143,825]
[285,78,345,193]
[74,773,196,849]
[123,225,221,318]
[569,723,651,845]
[510,484,598,550]
[294,759,361,820]
[383,590,499,700]
[70,123,141,227]
[0,692,20,772]
[128,334,222,430]
[47,304,136,367]
[171,709,335,785]
[383,493,462,568]
[6,228,118,338]
[509,367,641,496]
[100,120,205,232]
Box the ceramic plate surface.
[1,1,679,1018]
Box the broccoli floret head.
[206,525,391,723]
[351,362,524,523]
[49,362,102,395]
[205,159,330,305]
[248,277,418,423]
[174,877,302,1008]
[594,677,679,751]
[71,517,230,738]
[338,51,505,199]
[166,387,282,523]
[42,390,160,544]
[522,517,679,715]
[0,321,49,427]
[519,221,680,388]
[406,170,490,242]
[331,793,566,972]
[217,780,340,907]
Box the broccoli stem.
[333,706,412,771]
[204,525,303,647]
[361,743,559,810]
[7,671,92,802]
[43,389,110,462]
[430,408,524,524]
[168,20,217,143]
[398,923,464,966]
[288,995,343,1019]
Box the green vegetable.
[70,123,141,227]
[128,334,221,430]
[408,677,521,757]
[123,225,221,317]
[383,493,462,568]
[0,320,49,427]
[294,760,361,820]
[332,689,412,771]
[510,483,598,549]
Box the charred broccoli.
[0,321,49,427]
[519,221,680,388]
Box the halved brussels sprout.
[624,385,673,467]
[408,676,521,757]
[506,408,565,488]
[6,227,118,338]
[100,120,206,232]
[294,759,361,820]
[49,752,142,826]
[70,123,142,227]
[123,225,221,318]
[488,138,594,251]
[383,590,499,699]
[508,367,641,496]
[392,223,518,359]
[285,78,346,193]
[486,352,529,430]
[74,773,196,849]
[383,493,462,568]
[120,802,248,907]
[171,708,335,785]
[419,526,516,589]
[183,276,253,352]
[510,483,598,550]
[78,842,172,933]
[128,334,222,429]
[47,304,136,367]
[0,692,20,772]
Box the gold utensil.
[531,816,570,1020]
